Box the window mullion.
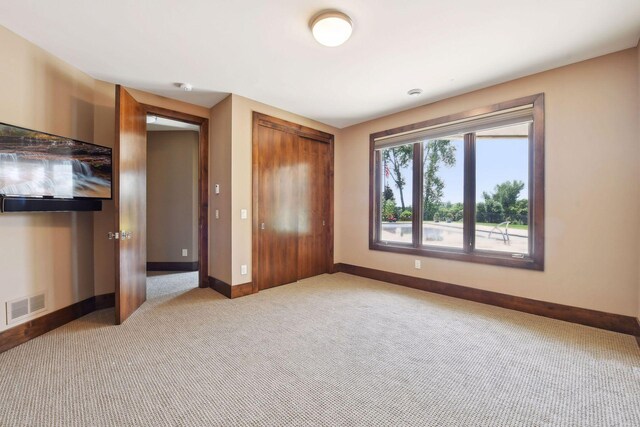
[412,142,423,248]
[463,133,476,253]
[374,150,382,242]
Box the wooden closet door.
[256,126,299,290]
[297,137,330,279]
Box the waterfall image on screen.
[0,123,112,199]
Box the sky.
[383,137,529,206]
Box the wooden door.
[114,86,147,324]
[256,126,299,290]
[297,137,330,279]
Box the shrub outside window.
[369,94,544,270]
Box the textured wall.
[209,96,233,284]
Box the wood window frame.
[369,94,544,270]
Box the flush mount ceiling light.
[311,11,353,47]
[407,88,424,97]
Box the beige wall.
[147,131,199,263]
[336,49,640,317]
[0,26,102,331]
[637,41,640,321]
[229,94,340,285]
[209,96,232,284]
[92,80,116,296]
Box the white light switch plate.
[182,249,188,257]
[240,209,248,219]
[241,265,248,275]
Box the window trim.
[369,94,545,270]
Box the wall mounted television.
[0,122,112,200]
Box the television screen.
[0,122,112,199]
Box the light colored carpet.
[0,272,638,426]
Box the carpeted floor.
[0,272,638,426]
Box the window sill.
[370,241,543,271]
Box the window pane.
[475,123,530,255]
[379,144,414,244]
[422,135,464,249]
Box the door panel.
[115,86,147,324]
[257,126,299,290]
[297,137,330,279]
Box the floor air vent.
[6,292,46,325]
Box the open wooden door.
[114,85,147,324]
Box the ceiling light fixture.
[407,88,424,97]
[311,11,353,47]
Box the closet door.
[256,125,299,290]
[298,137,330,279]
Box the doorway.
[141,104,209,290]
[114,85,209,324]
[146,115,200,294]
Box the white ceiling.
[1,1,639,128]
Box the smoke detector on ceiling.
[180,83,193,92]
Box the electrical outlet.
[240,264,248,275]
[215,209,219,219]
[182,249,188,257]
[414,259,421,269]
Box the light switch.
[215,209,219,219]
[240,209,248,219]
[215,184,220,194]
[182,249,188,257]
[241,264,248,275]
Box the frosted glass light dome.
[311,12,353,47]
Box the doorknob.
[108,232,119,240]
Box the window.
[370,94,544,270]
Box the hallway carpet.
[0,272,638,426]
